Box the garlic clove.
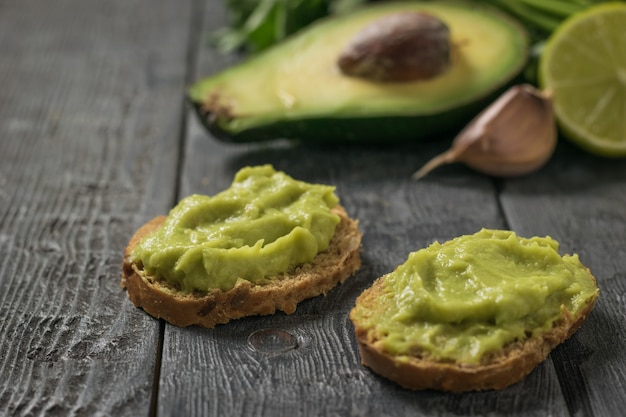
[412,84,556,179]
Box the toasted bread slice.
[122,206,361,328]
[350,270,598,392]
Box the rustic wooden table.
[1,1,625,416]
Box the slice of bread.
[121,206,361,328]
[350,269,598,392]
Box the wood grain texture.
[155,1,574,416]
[0,0,192,415]
[2,0,624,415]
[499,141,626,416]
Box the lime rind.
[539,2,626,157]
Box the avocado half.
[189,1,528,144]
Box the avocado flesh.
[190,2,528,143]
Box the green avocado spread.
[353,229,598,364]
[131,165,340,292]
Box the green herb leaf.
[212,0,367,54]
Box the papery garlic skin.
[413,84,556,179]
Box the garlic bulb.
[412,84,556,179]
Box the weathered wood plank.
[0,0,192,415]
[500,142,626,416]
[156,2,576,416]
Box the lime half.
[539,2,626,157]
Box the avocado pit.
[338,12,451,82]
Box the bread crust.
[350,272,598,392]
[121,206,361,328]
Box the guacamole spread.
[353,229,598,364]
[131,165,340,292]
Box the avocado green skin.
[189,84,511,144]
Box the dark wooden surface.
[1,1,625,416]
